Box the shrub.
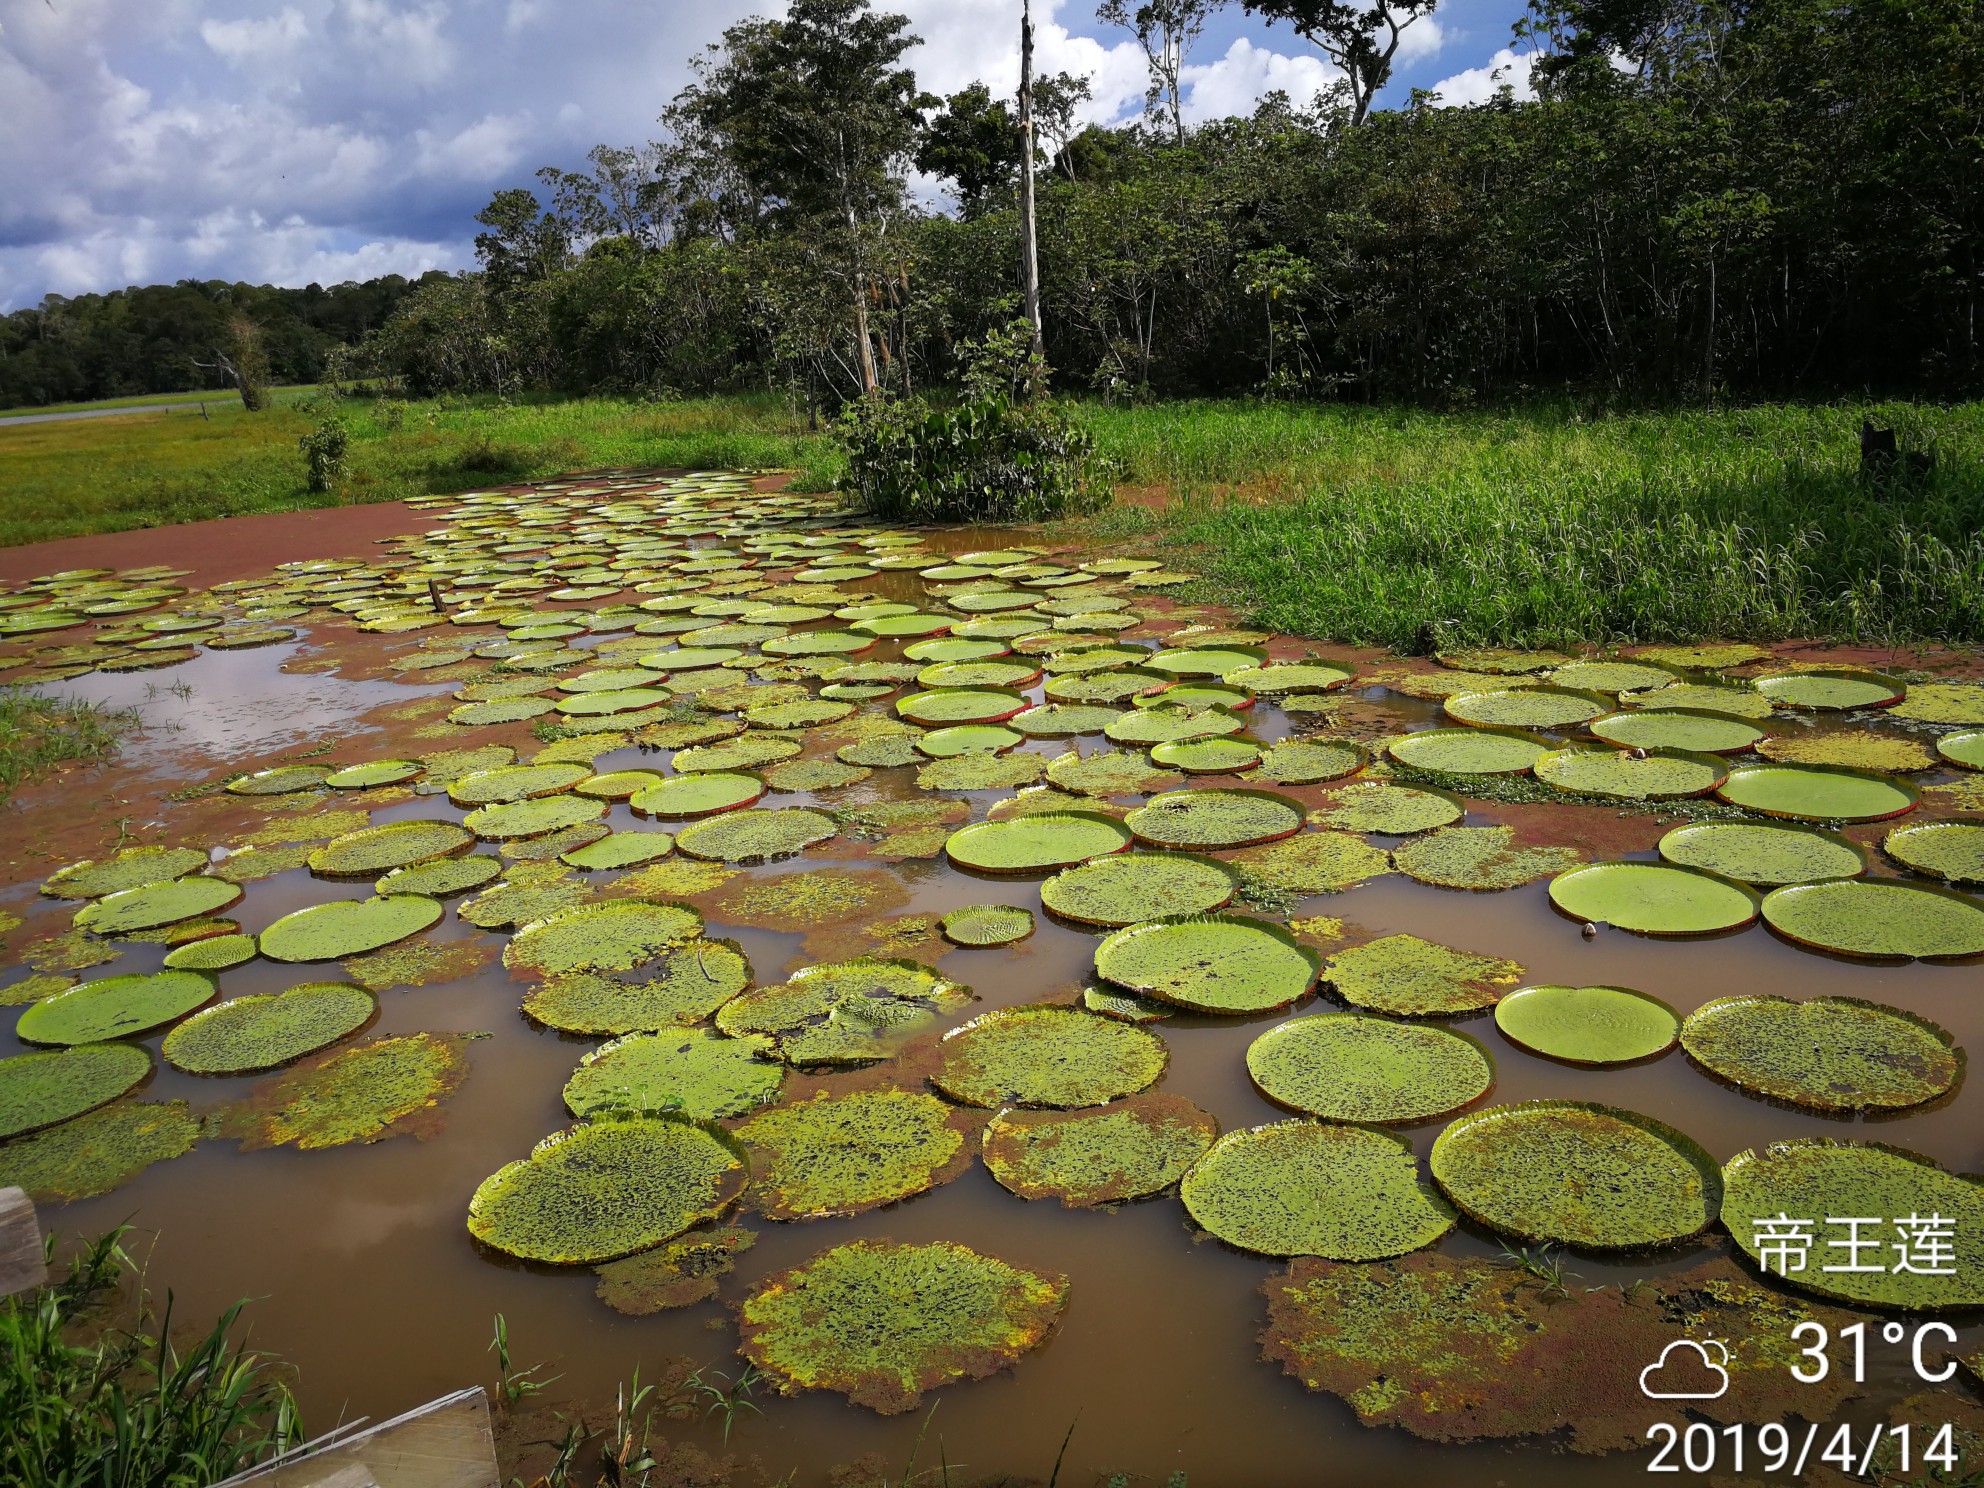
[298,418,350,493]
[837,394,1112,523]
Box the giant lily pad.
[916,724,1022,757]
[1548,862,1759,935]
[505,899,703,978]
[896,688,1029,726]
[564,1029,783,1120]
[448,762,591,805]
[1890,683,1984,725]
[1323,935,1522,1017]
[932,1006,1169,1107]
[1310,783,1463,835]
[1627,681,1772,719]
[74,876,241,935]
[42,846,209,900]
[1547,660,1679,694]
[673,736,802,773]
[560,831,675,871]
[1760,879,1984,959]
[1937,729,1984,769]
[1223,662,1355,695]
[1093,915,1318,1014]
[1445,687,1608,730]
[1040,852,1237,926]
[1124,788,1303,850]
[592,1224,758,1315]
[1249,739,1364,785]
[1884,821,1984,885]
[307,820,474,878]
[630,771,765,818]
[1533,746,1726,800]
[1181,1121,1456,1259]
[916,753,1046,791]
[1247,1014,1493,1123]
[522,940,753,1034]
[1104,706,1246,746]
[735,1088,974,1218]
[468,1116,747,1264]
[1043,749,1181,797]
[0,1101,199,1202]
[674,808,837,863]
[1656,821,1866,886]
[16,971,216,1045]
[1492,985,1679,1064]
[715,959,970,1064]
[1429,1101,1720,1248]
[1716,762,1918,822]
[945,812,1132,873]
[1680,996,1959,1111]
[982,1094,1219,1207]
[0,1043,152,1139]
[462,794,607,841]
[1753,730,1935,772]
[217,1032,469,1150]
[1588,708,1767,754]
[1388,728,1548,775]
[1392,826,1582,890]
[227,765,334,796]
[1145,645,1265,678]
[1011,703,1128,738]
[1230,832,1393,899]
[259,895,442,962]
[1754,668,1904,711]
[939,904,1034,947]
[738,1240,1068,1415]
[160,982,373,1075]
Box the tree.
[193,313,271,410]
[915,84,1024,217]
[1097,0,1220,142]
[1243,0,1439,125]
[1033,70,1096,177]
[536,144,683,251]
[473,189,571,294]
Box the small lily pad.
[1247,1014,1493,1122]
[593,1224,757,1314]
[259,895,442,962]
[506,899,704,978]
[1716,762,1919,822]
[1388,728,1548,775]
[1533,746,1727,800]
[16,971,216,1045]
[161,982,375,1074]
[1040,852,1237,926]
[74,876,241,935]
[1493,985,1680,1064]
[897,688,1029,726]
[1324,935,1523,1017]
[1884,822,1984,885]
[932,1006,1169,1107]
[1252,739,1366,786]
[0,1043,153,1139]
[1680,996,1959,1111]
[1094,914,1318,1015]
[522,939,753,1034]
[946,812,1133,873]
[564,1029,784,1120]
[1124,788,1303,850]
[1657,821,1866,886]
[1760,878,1984,959]
[1310,783,1463,835]
[736,1088,974,1218]
[916,724,1022,757]
[716,958,970,1064]
[161,933,259,972]
[982,1094,1219,1207]
[1548,862,1760,935]
[1393,826,1582,891]
[940,904,1034,946]
[307,819,474,878]
[0,1101,199,1202]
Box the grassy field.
[2,390,1980,649]
[0,384,315,418]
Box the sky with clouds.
[0,0,1537,311]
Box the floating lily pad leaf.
[1104,706,1247,746]
[259,895,441,962]
[853,613,953,638]
[1633,642,1772,670]
[1134,682,1252,712]
[557,688,676,718]
[1094,915,1318,1014]
[1124,788,1303,850]
[1310,783,1463,835]
[1145,645,1266,678]
[506,899,704,978]
[161,933,259,972]
[217,1032,469,1150]
[737,1088,975,1219]
[674,807,837,863]
[1252,739,1366,786]
[1009,703,1127,738]
[940,904,1034,946]
[916,660,1040,690]
[1626,681,1773,719]
[1430,1101,1720,1248]
[946,812,1132,873]
[565,1028,783,1120]
[16,971,215,1045]
[561,831,675,871]
[1247,1014,1493,1123]
[462,794,607,841]
[593,1224,758,1314]
[1889,683,1984,725]
[1150,736,1261,774]
[1234,832,1394,901]
[227,765,334,796]
[1043,749,1181,798]
[1393,826,1582,891]
[523,940,752,1034]
[1884,822,1984,885]
[209,843,314,884]
[1546,660,1679,693]
[705,868,908,932]
[341,937,493,992]
[1755,668,1905,711]
[1533,745,1727,800]
[307,820,473,878]
[932,1006,1168,1108]
[1681,995,1958,1111]
[672,736,803,773]
[1324,934,1523,1017]
[1387,727,1549,775]
[919,752,1048,791]
[983,1093,1218,1207]
[1223,662,1354,695]
[1937,729,1984,769]
[468,1115,747,1265]
[896,689,1029,726]
[739,1239,1068,1415]
[74,876,241,935]
[449,762,592,805]
[1081,985,1173,1023]
[1044,668,1169,705]
[376,852,496,899]
[1040,852,1237,926]
[1760,878,1984,959]
[764,757,872,793]
[448,698,557,726]
[1721,1141,1984,1308]
[1754,730,1936,772]
[1445,687,1608,730]
[0,1043,152,1139]
[161,982,375,1074]
[1716,762,1919,822]
[917,724,1022,757]
[1493,985,1679,1064]
[716,958,969,1065]
[325,759,423,789]
[0,1101,198,1202]
[904,637,1008,664]
[838,734,925,768]
[1656,820,1864,886]
[43,846,210,899]
[1182,1121,1455,1259]
[631,771,764,818]
[1548,861,1758,935]
[1588,708,1767,754]
[1438,648,1570,675]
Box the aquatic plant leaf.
[447,762,591,805]
[1633,642,1770,670]
[1310,783,1463,835]
[1656,821,1865,886]
[1094,915,1318,1015]
[1103,705,1247,746]
[522,940,752,1034]
[1008,703,1127,738]
[1230,832,1393,898]
[1890,683,1984,725]
[1324,934,1523,1017]
[896,688,1029,725]
[1223,662,1354,695]
[1547,862,1759,935]
[738,1239,1068,1415]
[945,812,1133,873]
[74,876,241,935]
[1393,826,1582,890]
[1546,660,1680,693]
[1247,1014,1492,1123]
[932,1005,1169,1107]
[1754,730,1936,772]
[1680,995,1958,1111]
[227,765,334,795]
[940,904,1034,946]
[259,895,442,962]
[593,1224,757,1315]
[1124,788,1303,850]
[1533,746,1726,800]
[457,869,592,930]
[16,971,215,1045]
[837,734,925,768]
[736,1088,975,1218]
[1588,708,1766,754]
[1753,668,1904,711]
[1151,736,1263,774]
[307,819,474,878]
[42,846,209,900]
[341,937,494,992]
[1628,682,1773,719]
[1937,728,1984,769]
[1760,878,1984,959]
[564,1028,783,1120]
[715,958,969,1065]
[1042,749,1180,798]
[1252,739,1366,786]
[0,1043,152,1139]
[1438,648,1570,675]
[915,752,1046,791]
[1387,727,1548,775]
[506,899,704,978]
[1181,1121,1455,1259]
[1445,687,1608,730]
[462,794,607,840]
[1040,852,1237,926]
[1883,821,1984,885]
[703,868,908,932]
[161,933,259,972]
[161,982,374,1074]
[983,1093,1218,1207]
[0,1101,198,1202]
[559,831,675,871]
[1716,762,1919,822]
[1080,985,1173,1023]
[630,771,764,818]
[1430,1100,1720,1248]
[915,724,1024,757]
[1493,985,1679,1065]
[673,807,837,863]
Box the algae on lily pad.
[467,1115,747,1264]
[1492,985,1679,1064]
[704,868,908,933]
[593,1224,758,1315]
[715,958,969,1064]
[505,899,704,978]
[1716,761,1918,821]
[1246,1014,1493,1123]
[448,761,591,805]
[161,982,374,1074]
[1445,687,1608,731]
[1760,878,1984,959]
[735,1088,974,1219]
[1043,749,1181,798]
[1124,788,1304,850]
[1181,1121,1456,1259]
[1884,821,1984,885]
[259,895,442,962]
[1252,739,1366,786]
[462,794,607,840]
[1387,727,1548,775]
[216,1032,469,1150]
[1039,852,1237,926]
[1093,914,1318,1015]
[16,970,215,1045]
[916,753,1047,791]
[1393,826,1582,891]
[673,807,837,863]
[0,1043,152,1139]
[377,854,503,898]
[940,904,1034,947]
[738,1239,1068,1415]
[307,819,473,878]
[1680,995,1959,1111]
[1324,934,1523,1017]
[1890,683,1984,725]
[1656,820,1866,886]
[1547,862,1759,935]
[932,1005,1169,1107]
[0,1100,198,1202]
[982,1093,1218,1207]
[1230,832,1392,899]
[1081,985,1173,1023]
[945,812,1132,873]
[1310,782,1462,835]
[42,846,209,900]
[1754,730,1936,772]
[564,1028,783,1120]
[74,876,241,935]
[227,765,334,796]
[522,940,753,1034]
[1533,746,1726,801]
[1429,1100,1720,1248]
[1546,659,1679,694]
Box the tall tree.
[1243,0,1439,124]
[1019,0,1045,363]
[915,84,1024,217]
[1098,0,1221,142]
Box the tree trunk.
[1019,0,1046,372]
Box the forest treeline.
[4,0,1979,413]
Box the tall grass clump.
[0,688,136,801]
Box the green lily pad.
[1324,933,1524,1017]
[0,1043,153,1139]
[1628,681,1774,720]
[1754,668,1904,711]
[715,959,970,1065]
[1104,706,1247,746]
[593,1224,758,1315]
[376,855,504,897]
[1716,762,1919,822]
[1223,662,1355,695]
[1890,683,1984,724]
[1548,862,1760,935]
[16,971,215,1045]
[1445,687,1608,730]
[1587,708,1767,754]
[468,1116,747,1265]
[1760,879,1984,959]
[447,698,557,726]
[1252,739,1367,786]
[1493,985,1680,1064]
[916,724,1022,757]
[945,812,1133,873]
[42,846,210,900]
[736,1088,975,1219]
[1040,852,1237,926]
[1124,788,1303,850]
[1045,668,1169,705]
[838,734,926,768]
[672,736,802,773]
[557,687,676,717]
[505,899,704,978]
[1884,822,1984,885]
[1656,821,1867,885]
[1080,985,1173,1023]
[307,819,473,878]
[1230,832,1393,898]
[1546,660,1680,693]
[1043,749,1181,798]
[896,688,1029,726]
[1145,645,1266,678]
[630,771,764,817]
[853,612,954,637]
[0,1101,199,1202]
[1430,1101,1720,1248]
[916,660,1040,690]
[522,940,753,1034]
[1533,746,1727,800]
[674,807,837,863]
[259,895,442,962]
[462,794,607,840]
[1247,1014,1493,1122]
[1438,648,1570,675]
[325,759,424,789]
[161,982,375,1074]
[1936,729,1984,769]
[161,933,259,972]
[940,904,1034,947]
[1009,703,1127,737]
[1388,728,1549,775]
[559,831,675,871]
[1633,642,1770,670]
[1754,731,1937,772]
[227,765,334,796]
[982,1094,1219,1207]
[1310,783,1463,835]
[1681,996,1959,1111]
[932,1005,1169,1107]
[564,1029,783,1120]
[738,1239,1068,1415]
[1094,914,1318,1014]
[1181,1121,1456,1259]
[1392,826,1582,891]
[215,1032,469,1150]
[904,637,1007,663]
[448,762,591,805]
[916,753,1047,791]
[1721,1141,1984,1308]
[74,876,241,935]
[1152,736,1262,774]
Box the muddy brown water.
[5,522,1984,1487]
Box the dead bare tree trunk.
[1018,0,1045,374]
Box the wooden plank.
[210,1386,498,1488]
[0,1187,46,1298]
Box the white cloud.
[1431,46,1538,106]
[201,8,311,71]
[1181,36,1340,122]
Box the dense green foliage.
[839,393,1108,521]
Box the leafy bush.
[838,394,1112,523]
[297,417,349,493]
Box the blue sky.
[0,0,1537,310]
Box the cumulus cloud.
[1181,36,1339,122]
[1431,46,1538,106]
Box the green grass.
[1,385,315,418]
[0,687,137,800]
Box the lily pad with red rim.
[1492,985,1680,1065]
[945,812,1133,873]
[1656,821,1866,886]
[1760,879,1984,959]
[1548,862,1759,936]
[1715,762,1919,822]
[1680,995,1959,1111]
